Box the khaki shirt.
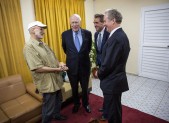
[23,38,63,93]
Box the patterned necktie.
[97,33,102,51]
[74,32,80,52]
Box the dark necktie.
[75,32,80,52]
[97,33,102,51]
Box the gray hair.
[70,14,81,21]
[105,9,122,24]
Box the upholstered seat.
[0,74,92,123]
[0,75,41,123]
[0,109,10,123]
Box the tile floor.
[90,74,169,122]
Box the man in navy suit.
[93,14,109,120]
[96,9,130,123]
[94,14,110,67]
[62,14,92,113]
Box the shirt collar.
[109,27,121,38]
[30,37,43,46]
[73,28,81,36]
[99,27,105,35]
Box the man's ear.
[113,18,116,23]
[29,27,35,34]
[111,18,116,25]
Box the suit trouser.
[102,96,108,118]
[98,66,108,118]
[103,93,122,123]
[68,71,90,107]
[42,90,62,123]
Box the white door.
[139,4,169,82]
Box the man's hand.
[59,62,69,71]
[94,70,98,78]
[59,62,66,67]
[62,66,69,71]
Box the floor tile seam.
[153,85,169,115]
[127,75,139,85]
[139,82,158,109]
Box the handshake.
[59,62,69,71]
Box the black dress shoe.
[54,115,67,120]
[98,107,103,112]
[72,105,80,113]
[84,105,91,113]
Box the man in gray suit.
[96,9,130,123]
[62,14,92,113]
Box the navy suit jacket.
[62,29,92,75]
[98,28,130,94]
[94,29,109,67]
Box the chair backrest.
[0,74,26,104]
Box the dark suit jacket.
[94,29,109,67]
[98,28,130,94]
[62,29,92,75]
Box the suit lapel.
[108,28,122,41]
[97,30,107,52]
[102,28,122,57]
[80,29,85,52]
[69,29,87,52]
[102,30,108,45]
[68,29,78,52]
[95,32,99,50]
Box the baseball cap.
[28,21,47,30]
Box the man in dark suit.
[96,9,130,123]
[94,14,110,68]
[62,14,92,113]
[93,14,109,120]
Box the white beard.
[34,29,43,39]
